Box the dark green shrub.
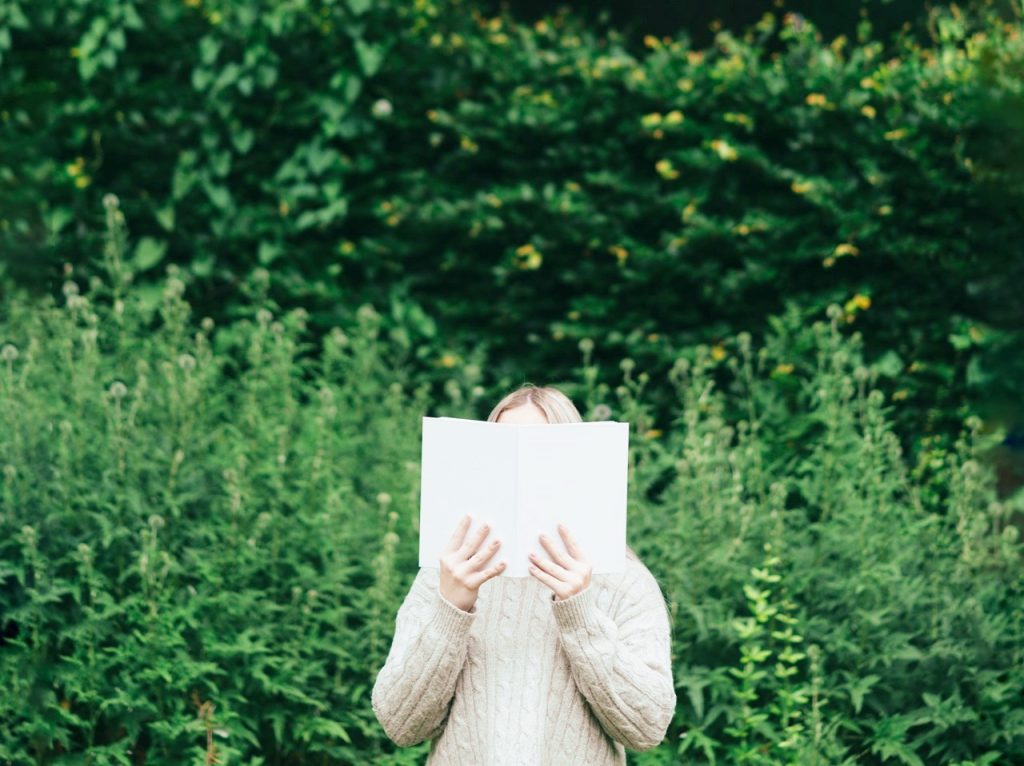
[2,1,1023,448]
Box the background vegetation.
[0,201,1021,764]
[2,0,1023,450]
[2,0,1023,763]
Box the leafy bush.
[2,1,1023,446]
[0,204,1021,764]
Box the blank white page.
[418,416,515,572]
[516,421,628,577]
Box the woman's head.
[487,384,582,425]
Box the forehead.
[496,402,548,424]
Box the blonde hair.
[486,383,641,563]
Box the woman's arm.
[371,568,476,747]
[550,563,677,751]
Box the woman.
[371,384,677,765]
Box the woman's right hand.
[439,514,505,613]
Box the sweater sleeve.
[549,562,677,752]
[371,567,477,747]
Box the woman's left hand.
[528,523,593,601]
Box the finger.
[528,563,566,597]
[538,533,573,569]
[457,521,491,561]
[466,560,506,589]
[529,551,570,580]
[463,537,501,573]
[557,523,586,562]
[443,514,472,555]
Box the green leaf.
[354,39,383,77]
[155,205,175,232]
[133,237,167,271]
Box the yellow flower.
[534,19,548,33]
[884,128,907,141]
[652,128,664,140]
[644,428,663,439]
[609,245,629,265]
[484,193,502,207]
[656,158,680,180]
[833,243,860,257]
[460,135,478,152]
[969,325,984,342]
[735,224,751,236]
[773,363,794,375]
[338,240,356,255]
[386,213,400,226]
[644,34,660,49]
[844,293,871,313]
[664,110,684,125]
[860,104,876,119]
[185,0,201,6]
[429,32,444,47]
[676,77,694,92]
[687,51,704,66]
[568,310,581,321]
[426,109,440,122]
[514,243,543,269]
[74,176,91,189]
[822,256,836,268]
[641,112,662,128]
[486,17,502,31]
[439,353,458,368]
[208,10,222,24]
[630,68,647,82]
[805,92,828,106]
[791,180,814,195]
[892,389,909,401]
[711,344,726,361]
[860,77,878,89]
[710,139,738,161]
[490,33,509,45]
[723,112,751,126]
[66,157,85,177]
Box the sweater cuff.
[429,590,477,641]
[550,584,600,632]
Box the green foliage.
[0,196,1022,764]
[1,1,1023,448]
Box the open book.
[418,415,629,577]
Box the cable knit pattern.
[371,555,677,765]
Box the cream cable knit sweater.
[371,554,677,765]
